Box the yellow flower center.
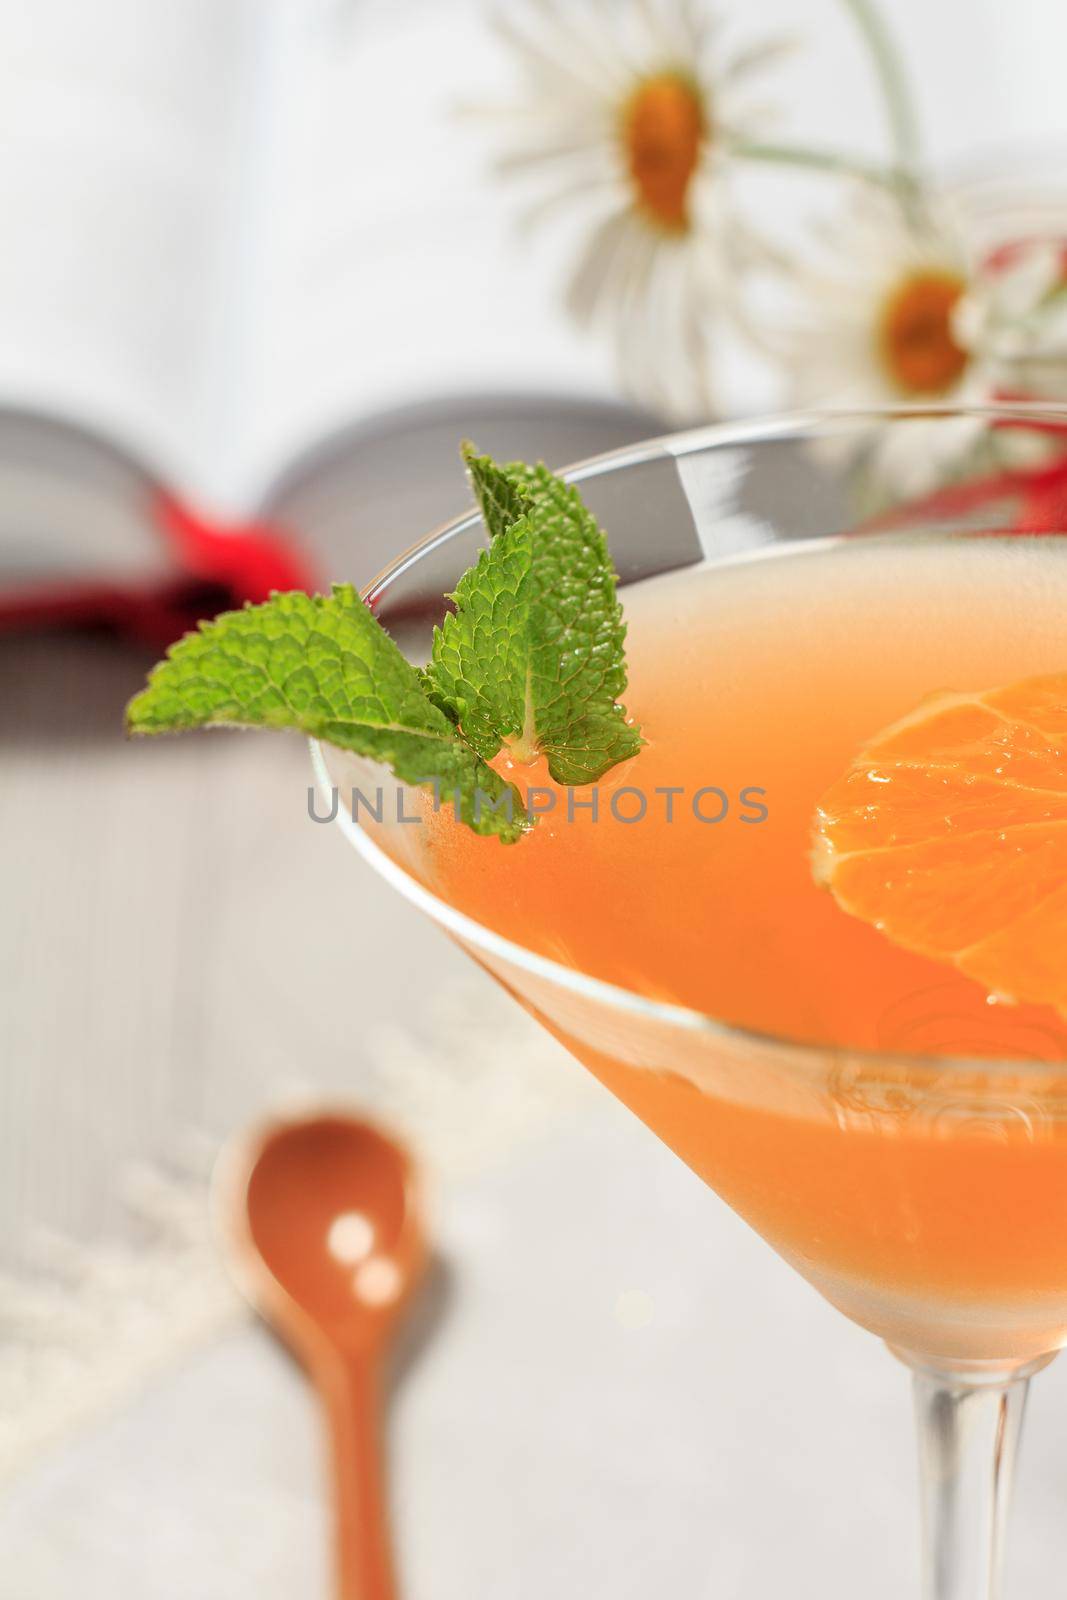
[878,271,969,396]
[622,72,707,233]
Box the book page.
[0,0,263,507]
[235,0,617,507]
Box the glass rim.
[313,402,1067,1078]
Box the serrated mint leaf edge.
[125,584,527,843]
[462,442,535,540]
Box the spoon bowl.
[223,1112,426,1356]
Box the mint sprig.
[126,584,525,841]
[126,447,643,837]
[425,448,643,785]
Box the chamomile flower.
[484,0,792,419]
[786,190,1067,493]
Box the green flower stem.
[728,138,907,193]
[838,0,922,172]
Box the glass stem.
[901,1352,1053,1600]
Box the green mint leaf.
[426,450,643,785]
[126,584,526,842]
[462,440,534,539]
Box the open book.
[0,0,649,641]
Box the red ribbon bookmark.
[0,492,317,648]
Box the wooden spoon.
[217,1112,427,1600]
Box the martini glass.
[312,406,1067,1599]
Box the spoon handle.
[322,1352,397,1600]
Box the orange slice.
[813,673,1067,1017]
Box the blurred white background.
[0,0,1065,506]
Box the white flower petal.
[720,34,800,86]
[513,171,624,234]
[565,206,640,324]
[990,240,1063,313]
[491,9,622,101]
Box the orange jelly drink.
[356,530,1067,1363]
